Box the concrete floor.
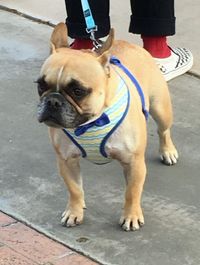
[0,8,200,265]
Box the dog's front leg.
[57,156,85,227]
[120,153,146,231]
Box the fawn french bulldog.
[36,23,178,231]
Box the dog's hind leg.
[57,156,86,227]
[149,82,178,165]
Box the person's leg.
[129,0,175,58]
[65,0,110,49]
[129,0,193,81]
[129,0,175,37]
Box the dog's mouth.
[39,113,63,128]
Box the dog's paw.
[61,208,83,227]
[160,147,179,166]
[119,208,144,232]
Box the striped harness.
[63,57,148,165]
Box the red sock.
[70,39,93,50]
[142,36,171,58]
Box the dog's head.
[36,23,114,129]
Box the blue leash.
[80,0,97,33]
[80,0,102,49]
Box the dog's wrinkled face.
[37,50,109,129]
[36,23,114,129]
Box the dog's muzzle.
[37,92,88,128]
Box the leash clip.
[86,27,102,50]
[80,0,102,50]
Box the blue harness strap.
[80,0,148,121]
[110,56,149,120]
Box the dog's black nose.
[45,93,65,109]
[46,97,62,109]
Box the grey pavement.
[0,4,200,265]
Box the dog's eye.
[64,79,91,101]
[36,77,49,96]
[73,88,86,98]
[38,83,48,96]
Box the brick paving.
[0,212,98,265]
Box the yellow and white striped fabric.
[63,75,129,164]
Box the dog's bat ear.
[96,29,115,76]
[95,28,114,55]
[50,22,69,53]
[50,43,56,54]
[97,51,110,77]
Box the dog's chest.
[56,125,135,164]
[105,126,136,162]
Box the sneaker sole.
[164,55,194,82]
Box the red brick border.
[0,212,98,265]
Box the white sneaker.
[155,47,193,81]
